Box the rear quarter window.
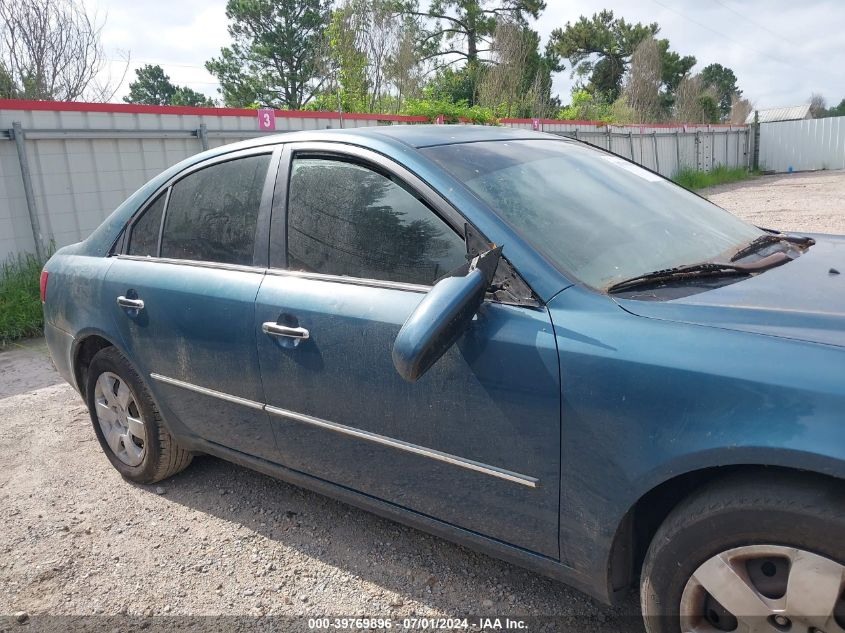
[127,192,165,257]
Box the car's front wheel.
[641,472,845,633]
[85,346,192,484]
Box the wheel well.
[608,465,845,595]
[73,335,114,393]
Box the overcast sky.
[93,0,845,110]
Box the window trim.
[120,146,281,267]
[270,141,469,289]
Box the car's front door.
[254,144,561,558]
[105,148,280,460]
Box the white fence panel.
[759,116,845,173]
[517,123,749,179]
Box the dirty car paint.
[42,125,845,605]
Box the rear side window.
[127,192,165,257]
[279,157,466,285]
[160,154,271,266]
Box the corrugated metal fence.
[0,100,751,262]
[517,121,750,177]
[758,115,845,173]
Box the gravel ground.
[1,170,844,632]
[702,169,845,234]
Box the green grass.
[673,165,760,190]
[0,252,48,347]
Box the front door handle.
[117,296,145,310]
[262,322,310,340]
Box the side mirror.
[392,246,502,382]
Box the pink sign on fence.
[435,114,445,125]
[257,108,276,131]
[532,118,541,131]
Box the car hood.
[615,234,845,348]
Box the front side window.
[422,140,762,289]
[127,192,165,257]
[278,157,466,285]
[160,154,271,266]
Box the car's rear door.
[254,143,562,558]
[104,147,280,460]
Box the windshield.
[421,139,762,289]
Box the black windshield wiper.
[607,251,790,294]
[730,233,815,262]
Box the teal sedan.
[43,126,845,633]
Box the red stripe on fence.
[500,117,746,129]
[0,99,430,122]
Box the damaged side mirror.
[392,246,502,382]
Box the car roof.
[221,124,562,154]
[344,124,558,148]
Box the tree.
[656,39,695,110]
[424,66,478,103]
[386,16,427,110]
[322,0,425,113]
[826,98,845,118]
[730,94,753,125]
[624,38,663,123]
[0,0,123,101]
[414,0,545,64]
[477,20,559,118]
[124,64,215,107]
[206,0,332,109]
[171,87,216,107]
[674,74,720,123]
[808,92,827,118]
[700,63,741,121]
[548,10,658,101]
[408,0,546,103]
[0,65,16,99]
[325,2,371,112]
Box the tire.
[640,471,845,633]
[85,346,192,484]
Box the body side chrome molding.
[149,373,538,488]
[116,255,264,275]
[150,373,264,410]
[265,405,538,488]
[264,267,430,293]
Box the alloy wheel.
[93,371,146,467]
[680,544,845,633]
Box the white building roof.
[746,104,812,123]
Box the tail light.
[40,270,49,303]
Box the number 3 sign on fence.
[257,108,276,131]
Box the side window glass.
[160,154,271,266]
[280,157,466,285]
[127,192,165,257]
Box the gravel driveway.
[2,170,843,632]
[702,169,845,234]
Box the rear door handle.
[117,296,145,310]
[262,322,310,340]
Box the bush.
[0,252,47,346]
[556,89,642,124]
[400,97,497,125]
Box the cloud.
[95,0,228,101]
